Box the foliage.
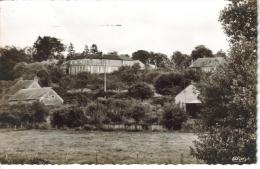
[51,106,86,128]
[171,51,192,70]
[183,68,201,83]
[33,36,65,61]
[128,82,154,100]
[30,102,49,124]
[66,43,76,60]
[192,0,257,164]
[82,45,89,56]
[127,102,147,126]
[141,70,162,84]
[115,64,141,85]
[132,50,151,65]
[0,102,49,128]
[215,50,227,58]
[12,62,65,87]
[90,44,99,54]
[191,45,213,61]
[0,47,31,80]
[219,0,257,44]
[149,52,171,68]
[132,50,170,68]
[162,103,187,130]
[154,72,187,96]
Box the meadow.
[0,129,199,164]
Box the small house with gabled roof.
[9,87,63,106]
[175,84,201,118]
[189,57,225,72]
[1,76,63,106]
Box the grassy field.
[0,129,199,164]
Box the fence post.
[180,153,184,164]
[95,151,98,164]
[136,153,139,164]
[5,153,8,160]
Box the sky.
[0,0,229,57]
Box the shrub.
[128,82,154,100]
[154,72,188,96]
[162,103,187,130]
[30,102,48,124]
[51,106,85,128]
[51,110,65,128]
[142,70,162,84]
[126,102,148,129]
[64,106,85,128]
[85,102,107,128]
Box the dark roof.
[9,87,53,101]
[7,79,36,96]
[77,54,133,61]
[190,57,225,68]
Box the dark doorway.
[186,103,201,118]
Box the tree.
[219,0,257,44]
[66,43,75,60]
[128,103,147,129]
[191,45,213,61]
[162,103,187,130]
[12,62,29,79]
[85,102,107,127]
[64,106,86,128]
[150,52,170,68]
[33,36,65,61]
[31,102,49,124]
[128,82,154,101]
[132,50,151,65]
[171,51,191,69]
[51,110,65,128]
[154,72,187,96]
[90,44,98,54]
[0,47,31,80]
[36,69,50,87]
[82,45,89,57]
[191,0,257,164]
[116,65,141,85]
[215,50,227,58]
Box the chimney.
[34,76,39,82]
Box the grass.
[0,129,199,164]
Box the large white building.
[62,54,145,75]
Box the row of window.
[69,65,119,74]
[70,59,123,65]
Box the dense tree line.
[50,98,187,131]
[0,102,48,128]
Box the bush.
[51,110,65,128]
[0,103,49,128]
[64,107,85,128]
[142,70,162,84]
[51,106,85,128]
[154,72,189,96]
[162,103,187,130]
[85,102,107,128]
[128,82,154,100]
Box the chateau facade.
[62,54,145,75]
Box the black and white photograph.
[0,0,257,166]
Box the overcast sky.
[0,0,229,56]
